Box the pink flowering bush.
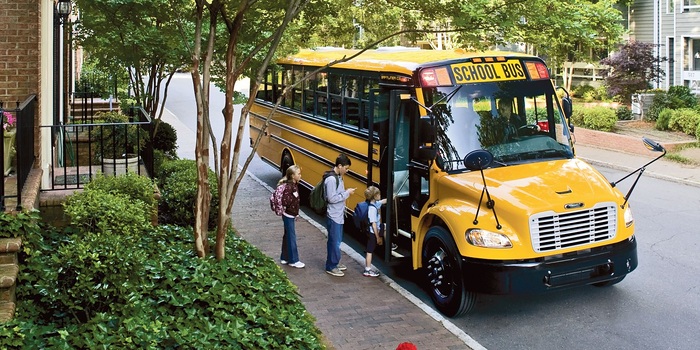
[2,111,15,131]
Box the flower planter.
[3,130,16,176]
[101,154,140,176]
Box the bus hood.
[438,158,622,216]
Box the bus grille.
[530,203,617,253]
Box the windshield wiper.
[501,149,570,161]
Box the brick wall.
[0,1,40,103]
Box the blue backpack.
[353,200,371,234]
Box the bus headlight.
[466,229,513,248]
[624,205,634,228]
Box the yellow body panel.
[249,104,378,209]
[411,159,632,263]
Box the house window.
[683,0,700,11]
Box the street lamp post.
[54,0,72,126]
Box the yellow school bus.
[249,47,641,316]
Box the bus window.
[328,74,343,123]
[316,72,329,120]
[282,67,294,109]
[345,77,361,127]
[361,79,380,132]
[303,71,317,114]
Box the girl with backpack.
[278,165,305,268]
[363,186,386,277]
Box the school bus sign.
[451,59,526,83]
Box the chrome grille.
[530,203,617,253]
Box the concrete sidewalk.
[575,143,700,188]
[233,174,479,350]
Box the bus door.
[366,88,382,187]
[384,90,418,261]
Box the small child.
[363,186,386,277]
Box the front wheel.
[422,226,476,317]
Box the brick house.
[1,0,61,211]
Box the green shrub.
[668,108,700,136]
[572,106,617,131]
[152,120,178,157]
[63,188,151,236]
[648,86,699,122]
[158,159,219,227]
[94,111,145,159]
[0,210,41,239]
[648,91,671,122]
[696,123,700,142]
[42,231,150,324]
[84,173,156,209]
[572,84,596,99]
[616,106,633,120]
[668,86,699,109]
[4,225,325,349]
[570,109,585,127]
[656,108,674,131]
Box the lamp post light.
[56,0,72,24]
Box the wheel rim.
[426,243,456,301]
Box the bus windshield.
[425,79,574,172]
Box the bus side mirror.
[416,117,436,161]
[562,96,573,119]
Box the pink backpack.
[270,184,286,216]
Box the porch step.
[0,237,21,323]
[70,98,121,120]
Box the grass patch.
[667,142,700,166]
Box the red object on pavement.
[396,342,418,350]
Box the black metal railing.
[43,105,153,191]
[1,95,37,211]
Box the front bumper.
[461,237,637,295]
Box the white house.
[628,0,700,93]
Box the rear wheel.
[281,152,294,176]
[422,226,476,317]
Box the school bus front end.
[417,159,637,295]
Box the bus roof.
[278,47,540,75]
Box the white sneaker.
[289,261,305,268]
[280,260,288,265]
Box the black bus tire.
[422,226,476,317]
[281,152,294,176]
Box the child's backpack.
[309,170,338,214]
[353,200,371,234]
[269,183,286,216]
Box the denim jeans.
[281,216,300,264]
[325,217,343,271]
